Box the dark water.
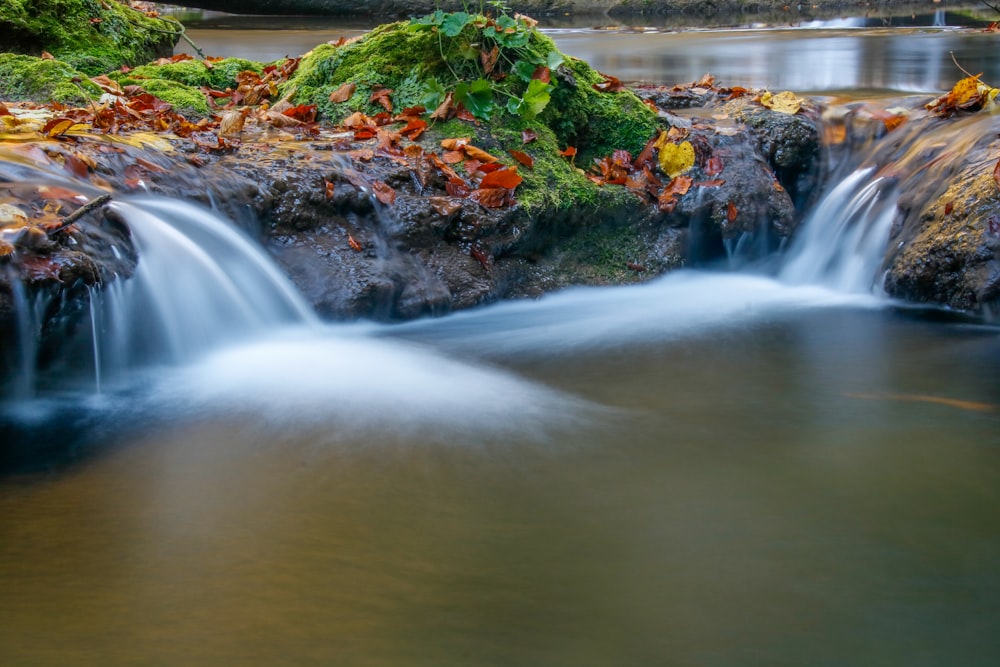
[3,15,1000,667]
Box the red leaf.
[456,105,476,121]
[400,117,427,140]
[470,243,493,268]
[479,167,522,190]
[727,201,738,223]
[559,146,577,157]
[373,181,396,205]
[472,188,510,208]
[633,133,658,170]
[532,66,551,83]
[476,162,503,174]
[353,127,377,141]
[0,102,10,117]
[400,105,426,116]
[522,129,538,144]
[41,117,77,137]
[283,104,317,122]
[509,150,534,169]
[944,201,954,215]
[705,156,724,176]
[329,82,356,103]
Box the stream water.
[2,12,1000,666]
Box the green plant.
[408,9,564,121]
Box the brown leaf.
[430,92,455,121]
[40,51,55,60]
[481,45,500,76]
[508,150,534,169]
[593,73,625,93]
[0,102,10,117]
[369,88,394,113]
[705,156,724,176]
[441,137,470,151]
[219,108,248,136]
[400,117,427,140]
[348,234,363,251]
[532,66,551,83]
[429,197,462,216]
[373,181,396,205]
[727,201,738,223]
[522,128,538,144]
[480,167,523,190]
[41,117,77,137]
[694,179,725,188]
[442,150,465,164]
[325,180,336,199]
[559,146,577,157]
[994,158,1000,191]
[329,82,356,103]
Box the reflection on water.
[1,299,999,665]
[174,11,1000,93]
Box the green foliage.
[0,0,180,75]
[407,9,558,121]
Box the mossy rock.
[109,57,266,116]
[0,0,179,75]
[0,53,100,104]
[280,16,661,218]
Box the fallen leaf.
[41,117,77,137]
[994,158,1000,190]
[760,90,803,115]
[593,73,625,93]
[428,196,462,216]
[370,87,394,113]
[727,201,738,223]
[325,180,335,199]
[509,149,534,169]
[657,140,695,178]
[441,137,470,151]
[463,144,500,163]
[471,188,510,208]
[348,233,363,251]
[373,181,396,205]
[559,146,577,157]
[329,82,356,103]
[522,128,538,144]
[944,201,954,215]
[480,167,522,190]
[705,156,724,176]
[430,92,456,121]
[481,45,500,76]
[695,179,725,188]
[532,66,551,84]
[442,150,465,164]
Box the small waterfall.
[89,197,318,374]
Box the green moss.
[0,53,100,103]
[0,0,179,75]
[114,57,263,91]
[113,76,209,115]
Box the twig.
[48,194,112,235]
[982,0,1000,16]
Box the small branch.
[982,0,1000,16]
[48,194,112,235]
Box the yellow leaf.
[760,90,803,115]
[657,140,695,178]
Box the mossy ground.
[0,53,100,104]
[109,58,265,115]
[0,0,179,74]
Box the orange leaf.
[727,201,738,223]
[593,73,625,93]
[400,117,427,140]
[480,167,522,190]
[463,145,499,163]
[373,181,396,205]
[471,188,510,208]
[994,158,1000,190]
[430,92,455,121]
[329,82,356,103]
[508,150,534,169]
[442,150,465,164]
[559,146,577,157]
[441,137,470,151]
[325,180,336,199]
[348,234,363,251]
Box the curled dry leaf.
[325,180,335,199]
[348,234,363,251]
[464,145,499,163]
[727,201,738,223]
[559,146,577,157]
[593,73,626,93]
[521,128,538,144]
[329,82,356,103]
[759,90,803,115]
[219,108,249,136]
[441,137,470,151]
[370,88,394,113]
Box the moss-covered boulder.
[109,58,265,115]
[0,0,179,75]
[279,15,660,218]
[0,54,101,104]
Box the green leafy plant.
[409,8,564,121]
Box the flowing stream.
[2,15,1000,667]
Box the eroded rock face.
[883,154,1000,316]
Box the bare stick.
[48,194,112,235]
